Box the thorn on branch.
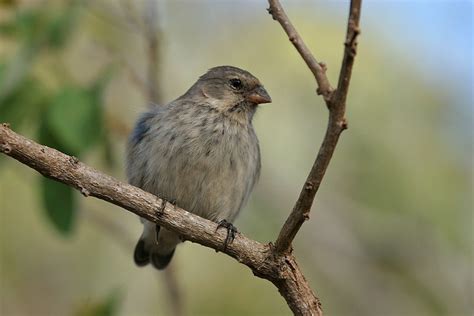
[267,6,278,20]
[304,181,314,191]
[69,156,79,165]
[352,25,361,36]
[345,22,360,58]
[341,118,349,131]
[79,186,90,197]
[303,212,310,221]
[0,143,11,154]
[347,43,358,58]
[318,62,328,73]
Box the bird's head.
[185,66,271,123]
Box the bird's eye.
[229,78,242,90]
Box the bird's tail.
[133,221,180,270]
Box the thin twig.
[118,0,146,33]
[334,0,362,108]
[267,0,334,102]
[143,0,162,104]
[161,265,184,316]
[269,0,362,255]
[0,124,321,315]
[117,0,162,104]
[138,2,180,314]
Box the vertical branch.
[141,2,182,315]
[334,0,362,108]
[268,0,362,255]
[143,0,162,104]
[160,265,184,316]
[112,1,180,314]
[118,0,163,104]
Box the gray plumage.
[126,66,271,269]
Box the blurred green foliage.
[75,290,121,316]
[46,86,102,154]
[0,1,113,236]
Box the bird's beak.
[246,86,272,104]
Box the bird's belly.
[140,121,259,223]
[171,151,251,221]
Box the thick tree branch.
[0,123,321,316]
[269,0,362,255]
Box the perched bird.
[126,65,271,269]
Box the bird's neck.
[205,98,256,126]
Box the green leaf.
[90,66,115,167]
[46,4,79,49]
[47,87,102,155]
[38,120,78,235]
[14,9,41,39]
[0,69,48,130]
[40,177,77,235]
[12,9,49,44]
[101,130,116,168]
[75,290,122,316]
[0,0,17,7]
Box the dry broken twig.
[0,1,362,315]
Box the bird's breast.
[151,114,259,221]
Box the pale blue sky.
[364,0,472,107]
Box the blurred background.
[0,0,472,315]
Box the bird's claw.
[216,219,238,251]
[157,199,166,214]
[154,198,177,244]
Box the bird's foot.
[216,219,238,251]
[157,199,166,214]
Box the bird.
[126,65,271,269]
